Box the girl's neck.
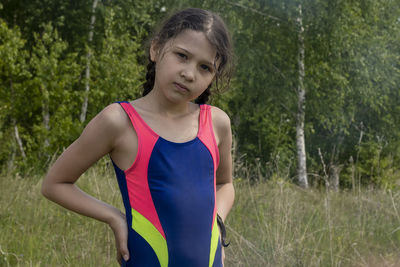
[141,89,195,118]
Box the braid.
[142,58,156,96]
[195,85,211,104]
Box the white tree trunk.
[80,0,99,123]
[13,119,26,159]
[296,4,308,188]
[10,80,26,161]
[7,145,16,172]
[42,85,50,148]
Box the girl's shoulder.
[97,103,130,129]
[209,105,231,136]
[88,103,132,141]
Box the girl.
[42,7,235,267]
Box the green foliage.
[0,2,161,174]
[89,7,144,111]
[0,20,30,173]
[0,0,399,187]
[305,0,400,187]
[30,23,81,152]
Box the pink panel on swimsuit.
[197,105,220,230]
[120,102,166,239]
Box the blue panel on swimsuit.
[148,137,215,266]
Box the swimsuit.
[112,102,223,267]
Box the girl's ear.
[150,40,160,62]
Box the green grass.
[1,166,399,266]
[227,178,400,266]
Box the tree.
[30,23,80,160]
[295,3,308,188]
[80,0,99,123]
[0,20,30,171]
[89,7,144,107]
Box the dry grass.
[1,163,399,266]
[225,178,400,266]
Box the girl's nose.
[180,66,195,81]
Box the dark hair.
[142,8,234,104]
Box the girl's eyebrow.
[175,46,214,67]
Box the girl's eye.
[201,65,212,72]
[177,52,187,59]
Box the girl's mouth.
[174,82,189,92]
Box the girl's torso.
[111,101,223,267]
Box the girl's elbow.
[41,181,50,199]
[41,176,54,199]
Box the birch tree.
[295,3,308,188]
[80,0,99,123]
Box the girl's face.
[150,30,217,104]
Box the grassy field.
[1,164,400,267]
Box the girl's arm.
[213,107,235,222]
[212,107,235,266]
[41,103,130,263]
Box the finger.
[115,232,126,264]
[119,244,130,262]
[117,232,129,262]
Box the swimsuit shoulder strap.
[198,104,220,167]
[117,101,158,139]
